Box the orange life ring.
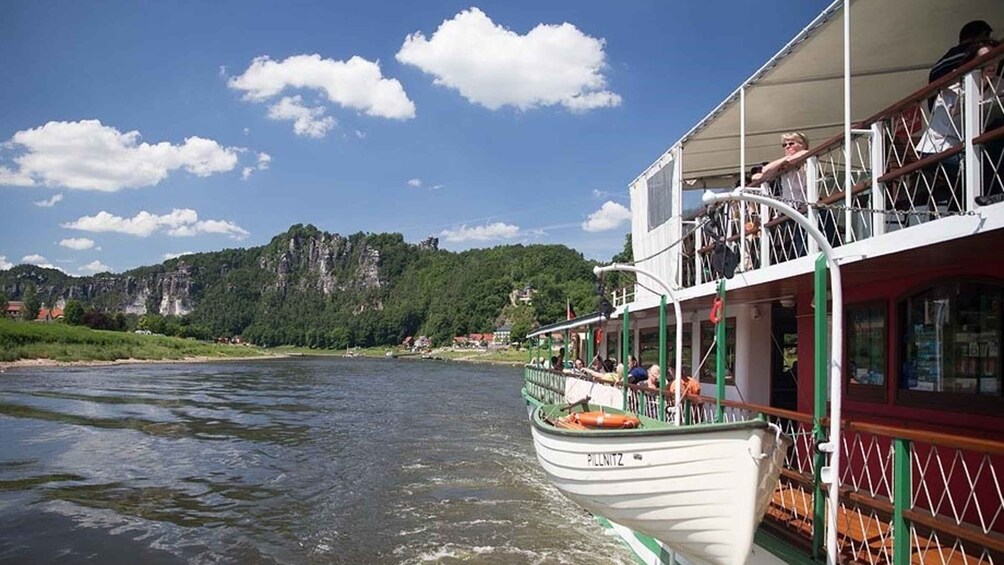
[709,297,724,324]
[573,411,640,429]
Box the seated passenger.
[645,364,662,389]
[627,356,648,385]
[582,362,625,383]
[667,366,702,400]
[566,358,586,374]
[589,354,605,372]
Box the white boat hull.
[531,409,790,565]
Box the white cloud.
[440,222,520,243]
[0,120,244,191]
[0,166,34,186]
[0,256,12,270]
[78,260,110,274]
[407,178,422,188]
[63,209,249,240]
[21,254,60,270]
[353,130,366,139]
[243,127,250,135]
[34,193,64,207]
[162,251,194,261]
[396,8,621,112]
[228,53,416,121]
[267,95,337,138]
[582,201,631,232]
[241,151,272,181]
[59,237,95,250]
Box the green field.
[0,319,268,363]
[270,344,529,365]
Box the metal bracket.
[820,465,835,485]
[816,441,836,453]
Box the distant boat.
[531,403,789,565]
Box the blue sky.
[0,0,830,275]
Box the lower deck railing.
[524,366,1004,565]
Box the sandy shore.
[0,354,288,371]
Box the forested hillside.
[0,225,633,348]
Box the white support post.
[739,88,749,272]
[844,140,854,243]
[740,87,747,182]
[740,201,749,271]
[674,146,685,287]
[806,158,820,255]
[964,69,983,211]
[694,223,703,286]
[759,197,770,268]
[871,122,886,237]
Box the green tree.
[21,287,41,321]
[64,300,85,325]
[0,292,8,316]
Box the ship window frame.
[646,159,674,232]
[699,317,736,385]
[894,279,1004,414]
[845,300,888,403]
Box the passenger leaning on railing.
[582,363,625,384]
[752,132,812,258]
[975,37,1004,204]
[918,20,1003,209]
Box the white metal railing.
[679,46,1004,288]
[611,286,636,308]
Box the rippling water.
[0,358,632,564]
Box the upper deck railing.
[680,44,1004,289]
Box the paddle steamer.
[522,1,1004,563]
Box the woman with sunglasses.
[750,132,814,259]
[750,132,810,190]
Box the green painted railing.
[523,367,1004,565]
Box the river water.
[0,357,632,564]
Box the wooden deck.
[762,480,998,564]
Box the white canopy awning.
[638,0,1003,187]
[527,313,605,338]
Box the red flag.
[567,299,577,320]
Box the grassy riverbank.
[271,344,529,365]
[0,319,269,364]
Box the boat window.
[647,160,673,231]
[899,282,1002,399]
[846,302,887,400]
[639,328,660,366]
[699,318,736,385]
[637,324,692,371]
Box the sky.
[0,0,831,275]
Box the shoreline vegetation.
[0,319,529,370]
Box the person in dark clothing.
[929,20,993,85]
[627,355,648,385]
[919,21,999,210]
